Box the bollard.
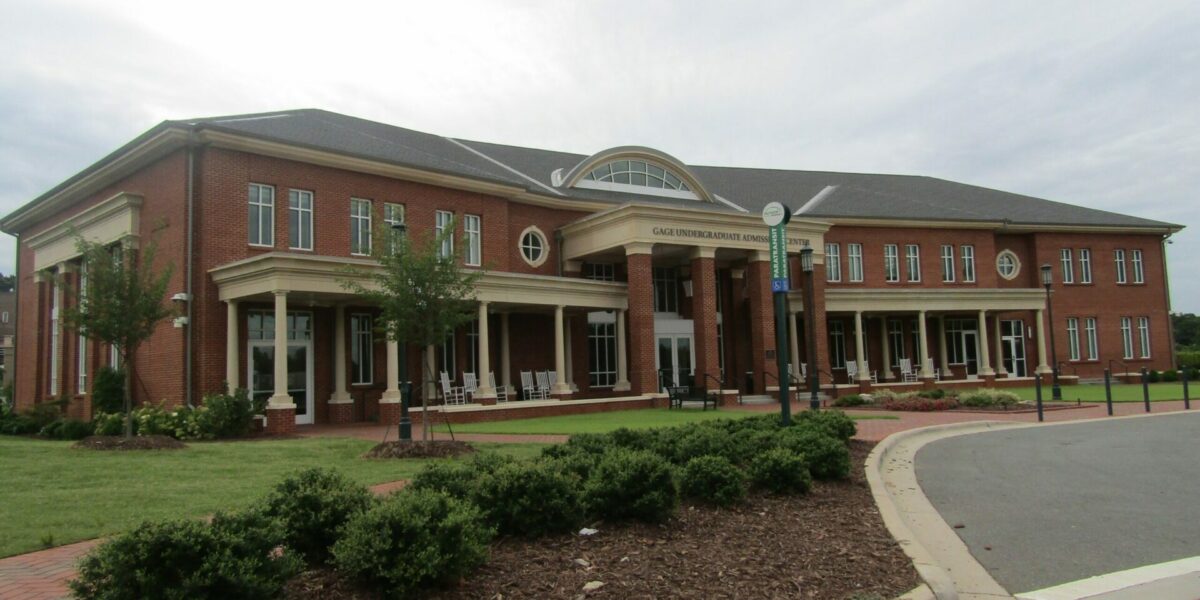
[1104,368,1113,416]
[1183,367,1191,410]
[1141,367,1150,413]
[1035,371,1044,422]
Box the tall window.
[883,244,899,282]
[467,319,479,374]
[941,245,955,282]
[1066,318,1080,361]
[1114,249,1127,284]
[350,314,373,385]
[1085,317,1098,361]
[1060,249,1074,284]
[350,198,372,255]
[1078,249,1092,284]
[961,245,976,282]
[652,267,678,313]
[464,214,481,266]
[583,263,615,281]
[829,320,846,369]
[248,183,275,246]
[847,243,863,282]
[49,276,59,396]
[825,243,841,282]
[383,203,405,254]
[905,244,921,282]
[588,322,617,387]
[438,332,456,376]
[435,210,454,259]
[1132,249,1144,283]
[288,190,313,250]
[888,319,906,368]
[1120,317,1134,359]
[77,263,87,393]
[1138,317,1151,358]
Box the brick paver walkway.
[2,400,1192,599]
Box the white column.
[853,311,868,382]
[424,345,438,400]
[880,316,892,380]
[938,316,949,375]
[552,305,571,394]
[330,305,350,403]
[788,311,801,382]
[500,312,512,391]
[978,310,994,376]
[381,339,401,403]
[269,291,295,408]
[475,302,495,398]
[614,309,631,391]
[994,315,1007,376]
[918,310,933,378]
[1036,309,1051,374]
[225,301,239,389]
[564,316,575,390]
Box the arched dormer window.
[582,160,692,193]
[558,146,712,202]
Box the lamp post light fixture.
[800,246,820,411]
[391,222,413,441]
[1040,263,1062,401]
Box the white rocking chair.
[462,372,478,402]
[520,371,546,400]
[535,370,553,397]
[439,371,466,405]
[899,359,919,383]
[489,372,508,402]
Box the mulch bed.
[72,435,187,451]
[362,440,475,459]
[286,441,920,600]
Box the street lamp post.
[1040,264,1062,401]
[391,222,413,441]
[800,247,820,410]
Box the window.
[588,321,617,387]
[905,244,921,282]
[1066,318,1080,361]
[1,311,8,323]
[435,210,454,259]
[652,267,678,313]
[519,227,547,267]
[945,319,978,365]
[1138,317,1151,358]
[1060,249,1074,284]
[1114,249,1127,284]
[1132,249,1144,284]
[467,319,479,375]
[110,343,120,369]
[996,250,1020,280]
[288,190,313,250]
[888,319,906,368]
[961,245,976,282]
[350,314,373,385]
[583,263,615,281]
[829,320,846,369]
[248,183,275,246]
[383,203,405,254]
[49,276,59,396]
[883,244,899,282]
[1079,249,1092,284]
[437,332,456,376]
[941,245,955,282]
[847,243,863,282]
[578,159,696,199]
[350,198,372,256]
[1085,317,1098,361]
[464,214,481,266]
[77,262,87,394]
[1121,317,1134,359]
[247,311,313,341]
[825,243,841,282]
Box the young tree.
[340,219,481,440]
[60,235,176,437]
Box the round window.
[996,250,1021,280]
[519,227,548,267]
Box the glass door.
[1001,320,1027,377]
[655,335,694,390]
[248,341,314,425]
[962,330,979,376]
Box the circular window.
[519,226,548,267]
[996,250,1021,280]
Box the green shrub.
[749,448,813,494]
[91,412,126,436]
[409,461,478,499]
[40,418,93,440]
[563,432,617,454]
[1179,351,1200,369]
[468,451,517,475]
[1162,369,1179,382]
[27,400,66,429]
[473,461,582,536]
[793,409,856,442]
[730,428,779,459]
[332,489,492,599]
[1147,370,1162,383]
[959,388,1020,408]
[541,445,601,482]
[883,396,959,411]
[671,425,737,464]
[200,387,255,438]
[584,448,678,523]
[1,401,64,435]
[260,468,373,565]
[607,426,656,451]
[0,412,39,435]
[777,428,851,480]
[832,393,868,407]
[917,388,946,400]
[69,510,300,600]
[91,367,126,415]
[680,455,745,507]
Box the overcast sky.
[1,0,1197,310]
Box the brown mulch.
[362,440,475,459]
[72,435,187,451]
[286,441,920,600]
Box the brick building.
[0,109,1182,432]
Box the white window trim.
[1066,317,1080,361]
[847,243,863,282]
[350,198,373,256]
[248,183,275,248]
[1060,248,1074,284]
[825,243,841,282]
[518,225,548,268]
[1085,317,1098,361]
[884,244,899,283]
[1079,248,1092,284]
[288,189,314,251]
[1115,249,1127,284]
[905,244,921,282]
[1121,317,1134,360]
[1138,317,1151,359]
[464,214,482,267]
[995,249,1021,281]
[941,244,955,283]
[435,210,455,259]
[961,245,976,283]
[1132,249,1144,284]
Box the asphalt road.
[915,412,1200,594]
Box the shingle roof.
[171,108,1178,230]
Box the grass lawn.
[1004,382,1194,403]
[0,436,544,558]
[434,407,897,435]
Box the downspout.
[554,230,564,277]
[184,135,197,407]
[1161,233,1176,368]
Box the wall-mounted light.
[681,279,694,298]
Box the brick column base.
[328,402,354,424]
[982,374,997,385]
[379,401,401,426]
[551,392,573,401]
[475,395,498,406]
[921,377,936,390]
[857,381,873,394]
[265,407,296,435]
[718,391,739,407]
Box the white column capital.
[624,242,654,256]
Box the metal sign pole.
[762,202,793,425]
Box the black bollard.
[1104,369,1113,416]
[1183,366,1190,410]
[1035,372,1044,422]
[1141,367,1150,413]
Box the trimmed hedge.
[681,455,745,507]
[749,448,812,494]
[260,468,374,565]
[584,448,678,523]
[473,461,583,537]
[776,428,850,480]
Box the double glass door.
[1001,320,1027,377]
[656,335,694,389]
[247,310,314,425]
[962,330,980,376]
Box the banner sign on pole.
[763,202,791,293]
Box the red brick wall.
[746,258,777,392]
[690,256,720,387]
[625,252,657,394]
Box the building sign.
[649,226,809,248]
[763,202,791,293]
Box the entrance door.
[249,341,314,425]
[656,335,694,390]
[1001,320,1027,377]
[962,330,980,376]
